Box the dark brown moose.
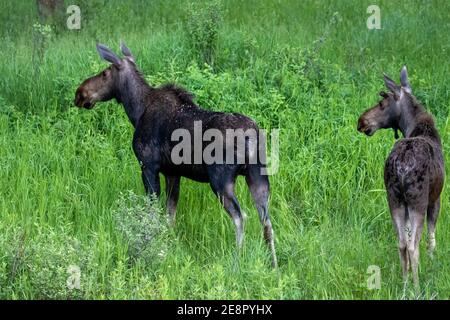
[357,66,444,289]
[75,43,277,267]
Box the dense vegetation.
[0,0,449,299]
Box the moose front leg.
[140,163,161,198]
[165,175,180,227]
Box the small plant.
[114,191,169,266]
[0,228,28,298]
[54,76,81,112]
[186,0,223,67]
[302,11,342,86]
[25,227,90,299]
[32,22,52,76]
[0,225,91,299]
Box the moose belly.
[160,163,210,183]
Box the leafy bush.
[0,228,27,298]
[186,0,223,66]
[0,226,91,299]
[32,22,53,76]
[114,191,169,266]
[25,227,91,299]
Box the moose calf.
[357,66,444,289]
[74,42,278,267]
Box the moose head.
[357,66,413,138]
[74,42,136,109]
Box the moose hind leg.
[427,197,440,255]
[246,167,278,268]
[210,177,244,249]
[407,206,426,291]
[391,205,409,282]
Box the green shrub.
[0,228,27,298]
[32,22,53,77]
[25,227,90,299]
[0,225,91,299]
[114,191,169,266]
[186,0,223,67]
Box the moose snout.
[357,117,375,136]
[357,118,371,136]
[74,88,95,109]
[357,118,366,133]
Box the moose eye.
[102,70,108,77]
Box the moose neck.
[116,68,152,128]
[398,94,425,138]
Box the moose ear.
[120,41,135,63]
[400,65,412,94]
[96,43,122,67]
[383,73,401,99]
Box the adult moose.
[74,42,277,267]
[357,66,444,289]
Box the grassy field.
[0,0,449,299]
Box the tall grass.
[0,0,449,299]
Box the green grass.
[0,0,449,299]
